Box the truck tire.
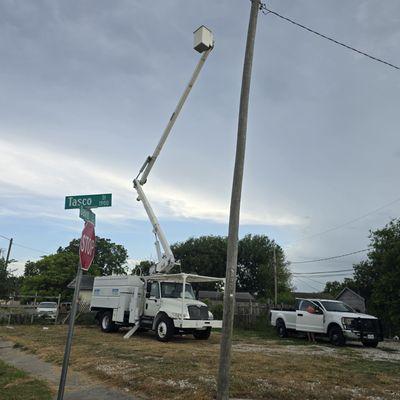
[100,311,115,333]
[362,340,378,348]
[276,319,288,338]
[329,325,346,346]
[155,315,174,342]
[193,328,211,340]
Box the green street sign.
[79,207,96,225]
[65,193,112,209]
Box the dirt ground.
[0,325,399,400]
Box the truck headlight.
[208,311,214,320]
[342,317,355,330]
[170,311,190,319]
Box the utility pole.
[5,238,13,268]
[216,1,260,399]
[273,245,278,305]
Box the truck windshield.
[320,301,354,312]
[38,302,57,308]
[161,283,195,299]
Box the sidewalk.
[0,339,136,400]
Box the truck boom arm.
[133,32,213,274]
[137,47,212,186]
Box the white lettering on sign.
[69,198,93,207]
[80,234,95,256]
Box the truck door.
[296,300,324,333]
[144,281,161,318]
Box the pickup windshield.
[38,302,57,308]
[321,301,354,312]
[161,283,196,300]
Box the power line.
[293,268,354,275]
[0,233,48,255]
[12,242,49,255]
[290,248,368,264]
[294,276,321,292]
[286,196,400,248]
[260,4,400,71]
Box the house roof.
[336,287,365,301]
[198,290,255,301]
[67,275,94,291]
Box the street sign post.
[57,221,97,400]
[79,207,96,225]
[64,193,112,209]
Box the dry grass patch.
[1,325,399,399]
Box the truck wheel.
[276,319,288,338]
[100,311,115,333]
[362,340,378,348]
[155,316,174,342]
[329,325,346,346]
[193,328,211,340]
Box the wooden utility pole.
[273,245,278,305]
[5,238,13,267]
[216,1,260,399]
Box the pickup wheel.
[100,311,116,333]
[362,340,378,348]
[193,328,211,340]
[329,325,346,346]
[276,319,288,338]
[155,315,174,342]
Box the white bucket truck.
[91,273,224,341]
[90,27,225,342]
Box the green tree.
[356,219,400,336]
[172,236,227,277]
[0,257,22,299]
[323,278,356,297]
[22,237,129,300]
[22,252,78,300]
[59,237,128,276]
[170,234,292,301]
[237,234,292,301]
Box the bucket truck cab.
[90,273,224,341]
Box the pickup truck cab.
[270,298,383,347]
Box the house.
[336,287,366,313]
[198,290,255,303]
[67,275,94,305]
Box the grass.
[0,359,52,400]
[1,325,400,400]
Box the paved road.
[0,339,136,400]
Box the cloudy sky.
[0,0,399,292]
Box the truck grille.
[188,305,209,320]
[350,318,383,339]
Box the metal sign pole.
[56,264,83,400]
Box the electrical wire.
[285,196,400,248]
[294,276,321,292]
[293,268,354,275]
[0,233,48,255]
[289,248,368,264]
[260,3,400,71]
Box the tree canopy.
[162,234,292,302]
[22,237,129,300]
[324,218,400,336]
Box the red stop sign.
[79,222,96,271]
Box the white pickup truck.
[270,298,383,347]
[90,273,224,342]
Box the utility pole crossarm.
[138,46,213,185]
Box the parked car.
[270,298,383,347]
[37,302,58,319]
